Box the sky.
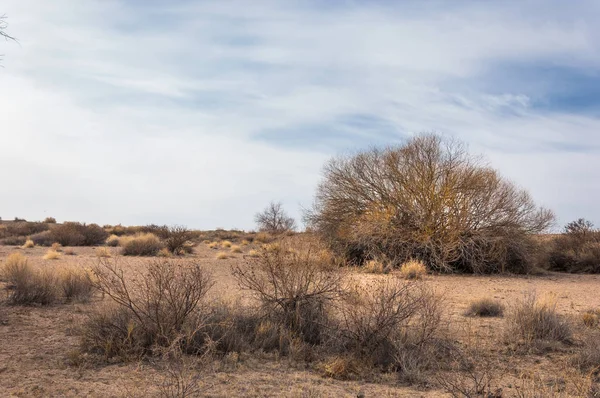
[1,0,599,231]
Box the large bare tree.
[306,134,555,273]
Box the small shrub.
[232,239,343,345]
[58,267,94,303]
[216,252,228,260]
[21,239,34,249]
[64,248,76,256]
[241,240,250,246]
[221,240,232,248]
[121,233,163,256]
[208,242,218,249]
[465,298,504,317]
[230,245,242,253]
[247,250,259,258]
[44,217,57,224]
[1,253,59,305]
[164,225,194,255]
[106,234,120,247]
[572,332,600,372]
[51,242,63,252]
[29,231,54,246]
[43,249,61,260]
[157,248,172,257]
[363,259,387,274]
[507,293,572,344]
[399,259,427,280]
[582,309,600,328]
[95,247,112,258]
[254,232,274,244]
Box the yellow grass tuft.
[582,309,600,328]
[95,247,112,258]
[51,242,63,252]
[247,249,260,258]
[208,241,218,249]
[106,234,120,247]
[221,240,232,248]
[230,245,243,253]
[43,249,61,260]
[216,252,228,260]
[21,239,35,249]
[241,239,250,246]
[364,259,387,274]
[157,248,172,257]
[399,259,427,280]
[64,248,76,256]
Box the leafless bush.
[548,219,600,273]
[164,225,194,255]
[83,258,213,358]
[232,239,343,345]
[306,134,554,273]
[255,201,297,234]
[335,278,445,373]
[506,293,572,345]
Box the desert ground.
[1,242,599,398]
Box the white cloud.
[1,0,599,229]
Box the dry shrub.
[0,253,59,305]
[21,239,34,249]
[49,222,108,246]
[29,230,54,246]
[158,248,172,257]
[44,217,57,224]
[232,239,344,345]
[58,267,94,303]
[582,309,600,328]
[246,250,259,258]
[306,134,554,274]
[1,236,26,246]
[106,234,120,247]
[363,259,388,274]
[254,232,274,244]
[241,240,250,246]
[572,331,600,375]
[164,225,194,255]
[464,298,504,317]
[64,248,76,256]
[506,293,572,344]
[216,252,228,260]
[221,240,232,248]
[548,219,600,273]
[120,233,163,256]
[51,242,63,252]
[44,249,61,260]
[208,242,218,249]
[399,259,427,280]
[83,258,214,359]
[230,245,242,253]
[321,355,365,380]
[335,277,445,374]
[95,247,111,258]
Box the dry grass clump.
[157,248,172,257]
[247,250,259,258]
[0,253,58,305]
[57,267,94,303]
[241,240,250,246]
[51,242,63,252]
[571,331,600,373]
[506,293,572,344]
[208,241,218,249]
[399,259,427,280]
[105,234,120,247]
[464,297,505,317]
[230,245,242,253]
[95,247,112,258]
[363,259,387,274]
[120,233,163,256]
[221,240,232,248]
[43,249,61,260]
[254,232,274,244]
[582,309,600,328]
[216,252,228,260]
[64,248,76,256]
[21,239,34,249]
[81,258,213,359]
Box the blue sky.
[1,0,599,230]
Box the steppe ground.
[1,243,599,397]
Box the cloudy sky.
[1,1,599,230]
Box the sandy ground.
[1,244,599,397]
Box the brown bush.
[30,230,54,246]
[232,239,343,345]
[255,201,297,234]
[83,258,214,358]
[164,225,195,255]
[464,297,504,317]
[547,219,600,273]
[120,233,163,256]
[306,134,554,274]
[49,222,108,246]
[44,217,57,224]
[0,253,59,305]
[506,293,572,344]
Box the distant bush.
[44,217,57,224]
[105,234,120,247]
[255,202,297,234]
[465,298,504,317]
[49,222,108,246]
[3,221,49,238]
[0,236,26,246]
[306,134,554,274]
[120,233,163,256]
[30,231,54,246]
[547,219,600,273]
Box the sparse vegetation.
[465,297,504,317]
[43,249,61,260]
[230,245,242,253]
[21,239,34,249]
[95,247,112,258]
[399,259,427,280]
[216,252,228,260]
[255,201,297,234]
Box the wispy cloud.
[1,0,599,229]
